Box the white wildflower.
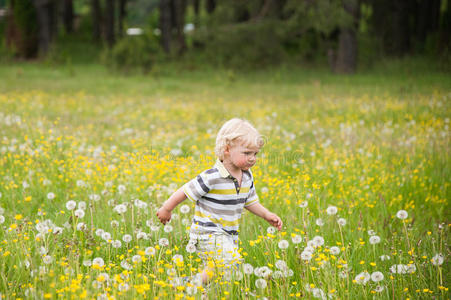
[74,209,85,218]
[396,210,408,220]
[315,218,324,226]
[122,234,132,243]
[355,271,370,285]
[255,278,267,289]
[329,246,340,255]
[337,218,346,226]
[66,200,76,211]
[278,239,289,249]
[326,206,338,215]
[369,235,381,245]
[371,271,384,282]
[180,204,190,214]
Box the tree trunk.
[91,0,102,42]
[159,0,172,53]
[193,0,199,27]
[62,0,73,34]
[118,0,127,37]
[415,0,441,45]
[33,0,56,56]
[390,0,411,55]
[105,0,115,47]
[6,0,39,58]
[173,0,187,54]
[335,28,358,73]
[206,0,215,14]
[334,0,359,74]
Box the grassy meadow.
[0,60,450,299]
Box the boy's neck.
[222,160,242,179]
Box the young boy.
[157,118,283,283]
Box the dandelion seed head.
[315,218,324,226]
[278,239,289,249]
[65,200,76,210]
[326,205,338,215]
[371,271,384,282]
[255,278,267,289]
[180,204,190,214]
[369,235,381,245]
[337,218,347,226]
[329,246,340,255]
[396,210,408,220]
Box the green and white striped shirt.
[183,160,259,240]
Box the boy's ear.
[224,144,231,155]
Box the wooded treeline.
[2,0,450,73]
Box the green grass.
[0,55,449,98]
[0,60,449,299]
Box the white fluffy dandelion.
[122,234,132,243]
[299,201,308,208]
[315,218,324,226]
[396,210,408,220]
[78,201,87,210]
[301,251,313,261]
[275,260,287,271]
[369,235,381,245]
[180,204,190,214]
[267,226,276,234]
[326,206,338,215]
[255,278,267,289]
[114,204,127,214]
[42,255,53,264]
[329,246,340,255]
[47,192,55,200]
[278,239,289,249]
[243,263,254,275]
[132,255,142,263]
[112,240,122,248]
[186,243,196,254]
[145,247,156,256]
[65,200,76,210]
[312,236,325,247]
[371,271,384,282]
[291,234,302,244]
[92,257,105,268]
[164,224,173,233]
[74,209,85,218]
[159,238,169,247]
[355,271,370,285]
[337,218,347,226]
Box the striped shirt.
[183,160,259,240]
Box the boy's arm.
[157,187,187,224]
[245,202,283,230]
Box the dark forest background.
[1,0,450,73]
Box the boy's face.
[225,142,260,171]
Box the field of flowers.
[0,88,449,299]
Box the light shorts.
[189,231,243,267]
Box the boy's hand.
[265,212,283,231]
[157,206,172,224]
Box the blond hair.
[215,118,264,160]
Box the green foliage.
[102,32,162,73]
[194,20,286,69]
